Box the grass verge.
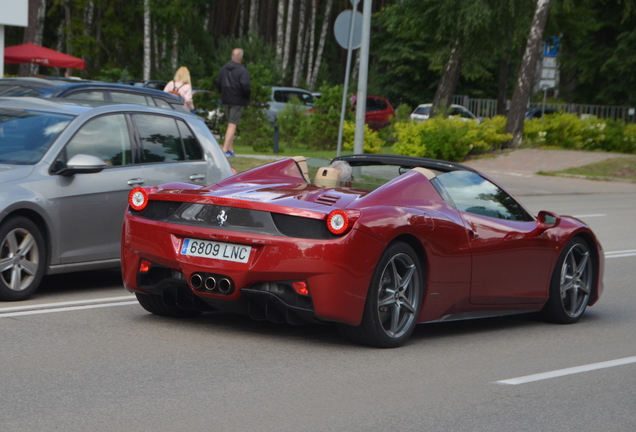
[539,156,636,181]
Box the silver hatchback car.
[0,97,233,300]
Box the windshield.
[0,109,74,165]
[414,106,430,115]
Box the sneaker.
[224,151,235,157]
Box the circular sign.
[334,10,363,50]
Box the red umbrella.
[4,43,86,69]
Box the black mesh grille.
[133,201,185,221]
[134,201,336,240]
[271,213,336,240]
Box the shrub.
[342,121,383,154]
[378,103,412,145]
[393,116,512,161]
[277,97,308,149]
[296,84,351,150]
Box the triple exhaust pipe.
[189,273,233,294]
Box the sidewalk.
[462,148,636,195]
[462,148,633,176]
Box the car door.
[131,113,208,186]
[435,170,555,305]
[53,113,145,264]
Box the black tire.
[0,217,47,301]
[338,242,424,348]
[543,237,594,324]
[135,292,203,318]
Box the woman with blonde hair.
[164,66,195,111]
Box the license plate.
[180,238,251,263]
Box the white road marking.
[572,214,606,218]
[0,296,138,318]
[605,249,636,259]
[496,356,636,385]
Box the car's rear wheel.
[543,237,594,324]
[0,217,46,301]
[135,292,203,318]
[339,242,423,348]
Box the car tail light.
[292,281,310,296]
[139,259,152,273]
[129,187,149,211]
[327,209,350,235]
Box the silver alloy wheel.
[0,227,40,292]
[559,242,592,318]
[376,252,420,339]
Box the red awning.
[4,43,86,69]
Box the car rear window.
[0,109,74,165]
[414,106,430,115]
[134,114,200,163]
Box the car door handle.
[127,178,145,186]
[189,174,205,181]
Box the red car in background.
[350,95,395,130]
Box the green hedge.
[392,116,511,161]
[391,113,636,161]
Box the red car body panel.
[121,157,604,328]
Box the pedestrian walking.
[216,48,251,157]
[164,66,195,112]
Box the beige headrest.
[292,156,309,181]
[314,167,339,187]
[412,167,436,180]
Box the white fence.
[452,95,636,123]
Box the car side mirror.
[529,210,562,237]
[58,154,107,177]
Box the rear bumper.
[121,213,385,325]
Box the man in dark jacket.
[216,48,251,157]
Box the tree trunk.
[276,0,285,64]
[504,0,552,148]
[432,41,462,116]
[305,0,316,85]
[248,0,259,38]
[143,0,151,80]
[152,21,159,74]
[496,52,510,115]
[308,0,333,90]
[94,5,102,72]
[19,0,44,76]
[64,0,73,76]
[239,0,245,36]
[292,0,307,86]
[171,25,179,72]
[282,0,296,79]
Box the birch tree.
[308,0,334,89]
[282,0,296,77]
[292,0,307,86]
[19,0,46,76]
[505,0,552,148]
[305,0,317,85]
[143,0,151,80]
[248,0,260,38]
[276,0,285,63]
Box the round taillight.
[327,210,349,235]
[129,187,149,211]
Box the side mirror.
[58,154,107,177]
[537,210,561,230]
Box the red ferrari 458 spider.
[121,154,604,347]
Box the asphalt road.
[1,170,635,432]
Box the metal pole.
[0,25,5,78]
[336,7,358,157]
[353,0,371,155]
[542,87,547,120]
